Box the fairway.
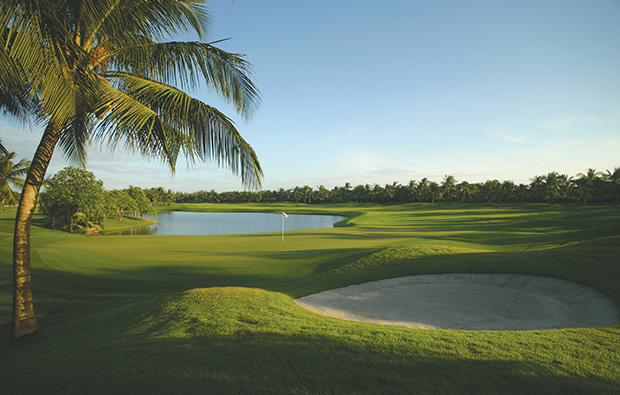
[1,203,619,394]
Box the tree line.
[168,168,620,206]
[5,154,620,236]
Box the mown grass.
[101,215,157,233]
[0,203,619,394]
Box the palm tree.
[480,180,500,206]
[574,168,603,206]
[428,181,440,204]
[457,181,474,203]
[372,184,384,202]
[353,184,367,202]
[384,182,398,203]
[417,178,430,203]
[541,172,568,206]
[301,185,313,204]
[0,151,29,209]
[441,175,457,203]
[529,175,545,203]
[514,183,530,203]
[316,185,330,203]
[500,180,516,203]
[406,180,417,203]
[604,167,620,206]
[3,0,262,339]
[343,182,353,202]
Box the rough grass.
[0,203,619,394]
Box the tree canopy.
[39,167,106,233]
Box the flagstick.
[282,212,287,241]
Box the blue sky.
[1,0,619,192]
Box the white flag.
[282,212,288,218]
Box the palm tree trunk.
[11,122,61,340]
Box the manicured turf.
[0,203,619,394]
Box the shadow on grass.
[1,321,617,394]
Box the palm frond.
[0,151,30,192]
[91,82,187,171]
[112,41,261,120]
[85,0,210,47]
[3,0,89,129]
[100,72,263,188]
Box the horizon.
[1,0,619,193]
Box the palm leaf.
[82,0,210,48]
[98,73,262,188]
[91,82,184,170]
[111,41,260,120]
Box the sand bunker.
[294,274,619,331]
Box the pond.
[108,211,347,236]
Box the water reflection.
[107,211,346,236]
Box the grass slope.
[0,203,619,394]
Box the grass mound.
[124,287,303,339]
[340,244,484,271]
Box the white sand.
[294,274,619,331]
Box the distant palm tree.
[3,0,262,339]
[541,172,568,206]
[500,180,516,203]
[457,181,475,203]
[343,182,353,202]
[529,175,546,203]
[514,183,530,203]
[316,185,330,202]
[605,167,620,206]
[353,184,367,202]
[301,185,313,204]
[429,181,440,204]
[384,181,399,203]
[480,180,500,206]
[441,175,457,203]
[372,184,384,202]
[0,152,29,209]
[574,168,603,206]
[407,180,417,203]
[417,178,430,203]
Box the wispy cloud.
[533,115,620,131]
[535,119,574,130]
[486,131,524,144]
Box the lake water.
[109,211,346,236]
